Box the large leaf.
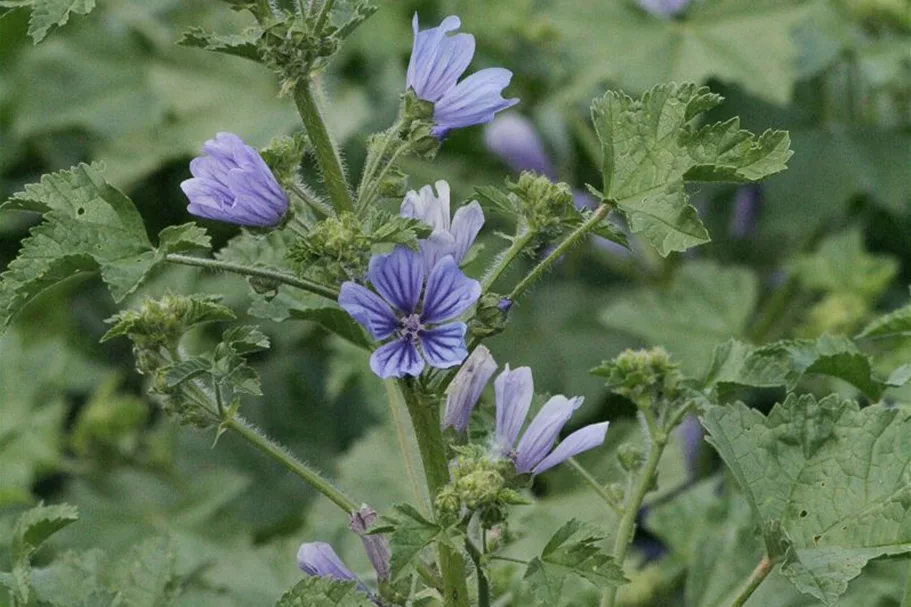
[600,261,758,374]
[275,577,373,607]
[592,83,791,255]
[703,395,911,604]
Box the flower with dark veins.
[339,246,481,379]
[407,14,519,139]
[181,132,288,227]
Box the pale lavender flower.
[729,184,763,239]
[181,132,288,227]
[401,180,485,274]
[637,0,691,18]
[407,14,519,139]
[484,114,556,178]
[349,506,391,582]
[339,246,480,379]
[443,346,498,432]
[297,542,359,582]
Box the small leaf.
[276,576,374,607]
[386,504,458,581]
[161,357,213,389]
[791,229,899,299]
[177,26,263,62]
[11,503,80,563]
[222,325,270,354]
[474,185,519,216]
[28,0,96,43]
[857,295,911,339]
[157,223,211,256]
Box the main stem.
[723,556,774,607]
[165,253,339,300]
[293,80,354,214]
[401,385,470,607]
[481,228,535,292]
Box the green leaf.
[791,229,899,299]
[857,294,911,339]
[157,224,212,256]
[30,549,117,607]
[592,83,791,255]
[276,576,374,607]
[177,26,263,62]
[600,261,758,374]
[704,334,890,400]
[101,294,235,343]
[27,0,96,43]
[524,519,627,603]
[0,163,156,329]
[11,503,79,562]
[222,325,270,355]
[703,395,911,604]
[161,357,213,389]
[386,503,457,582]
[110,536,179,607]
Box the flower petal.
[406,14,475,103]
[370,338,425,378]
[420,322,468,369]
[433,68,519,137]
[401,181,451,232]
[514,395,584,474]
[338,282,398,340]
[421,256,481,324]
[449,201,484,263]
[531,422,609,475]
[494,365,534,451]
[297,542,358,582]
[419,231,457,275]
[443,345,497,432]
[367,246,424,314]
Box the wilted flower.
[443,345,498,432]
[339,246,480,378]
[636,0,691,18]
[484,114,556,179]
[349,506,391,582]
[407,15,519,139]
[181,132,288,227]
[401,180,485,273]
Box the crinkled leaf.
[101,294,235,343]
[791,229,899,299]
[703,395,911,604]
[386,504,457,582]
[592,83,791,255]
[157,224,211,256]
[276,576,374,607]
[704,335,890,400]
[222,325,270,355]
[177,26,263,62]
[474,185,520,216]
[30,549,117,607]
[161,357,213,389]
[600,261,758,374]
[0,163,156,329]
[524,519,626,603]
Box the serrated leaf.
[857,297,911,339]
[474,185,519,216]
[11,503,79,563]
[111,536,178,607]
[289,307,371,349]
[0,163,156,329]
[31,549,117,607]
[161,357,212,389]
[101,294,235,343]
[386,504,457,581]
[27,0,96,43]
[704,334,889,400]
[600,261,758,374]
[524,519,626,603]
[177,26,263,62]
[276,576,374,607]
[222,325,270,354]
[703,395,911,604]
[791,229,899,299]
[592,83,791,255]
[157,223,211,256]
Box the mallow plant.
[1,2,909,607]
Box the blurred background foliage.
[0,0,908,605]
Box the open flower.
[407,14,519,139]
[401,180,485,273]
[636,0,691,18]
[339,246,480,379]
[180,132,288,227]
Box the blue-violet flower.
[407,14,519,139]
[297,542,360,583]
[181,132,288,227]
[636,0,691,18]
[339,246,481,379]
[484,114,556,179]
[400,180,485,273]
[443,345,497,433]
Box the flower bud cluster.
[593,347,682,405]
[289,213,371,283]
[435,446,520,524]
[401,90,442,159]
[506,172,576,241]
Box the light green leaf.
[703,395,911,604]
[592,83,791,255]
[0,163,156,328]
[177,26,263,62]
[524,519,627,603]
[386,503,456,582]
[28,0,96,43]
[275,577,373,607]
[11,503,79,563]
[600,261,758,374]
[110,536,178,607]
[157,224,212,256]
[791,229,899,299]
[857,294,911,339]
[161,357,213,389]
[31,549,117,607]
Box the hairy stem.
[225,415,358,514]
[312,0,336,36]
[466,539,491,607]
[400,384,470,607]
[567,458,622,516]
[600,413,667,607]
[164,253,339,300]
[357,140,411,211]
[722,556,774,607]
[509,203,611,301]
[481,228,535,292]
[384,380,430,515]
[293,80,353,214]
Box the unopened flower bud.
[442,346,497,433]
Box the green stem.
[293,80,353,214]
[567,458,621,516]
[384,380,430,515]
[600,414,667,607]
[400,384,470,607]
[509,203,611,301]
[722,556,774,607]
[164,253,339,300]
[489,555,527,565]
[357,140,411,211]
[312,0,336,36]
[481,228,535,291]
[289,182,333,217]
[466,539,491,607]
[225,415,358,514]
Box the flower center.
[399,313,424,343]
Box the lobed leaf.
[276,576,374,607]
[177,26,263,62]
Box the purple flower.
[349,506,391,582]
[339,246,480,379]
[636,0,691,18]
[407,14,519,139]
[484,114,556,179]
[443,345,497,432]
[729,184,763,239]
[180,133,288,227]
[400,180,485,273]
[297,542,359,582]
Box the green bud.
[506,172,575,239]
[401,90,441,159]
[607,483,625,505]
[470,293,510,340]
[591,347,682,405]
[617,443,645,472]
[288,212,370,283]
[259,133,310,186]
